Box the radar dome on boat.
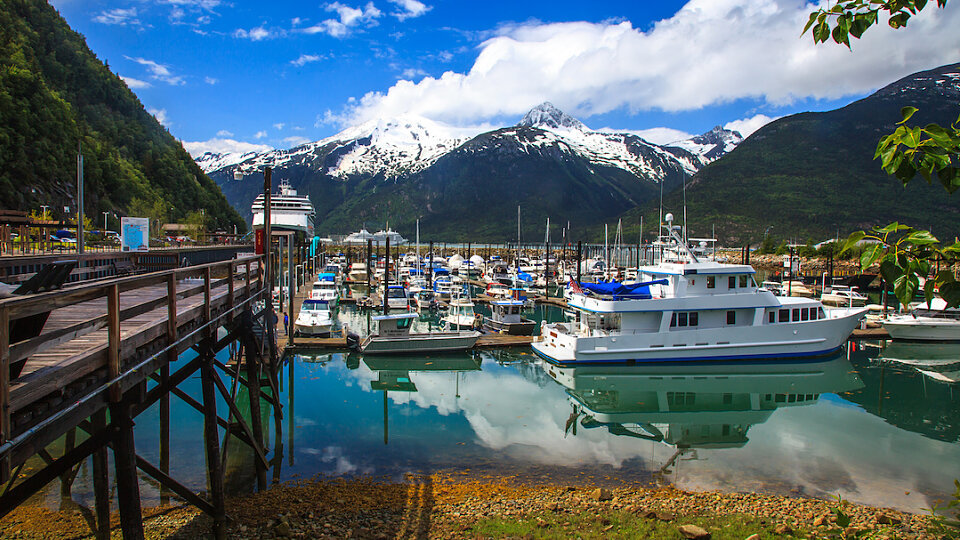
[665,213,674,223]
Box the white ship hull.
[361,331,480,354]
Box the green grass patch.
[467,508,803,539]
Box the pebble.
[678,523,711,539]
[592,487,613,501]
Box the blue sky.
[50,0,960,155]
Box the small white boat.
[311,275,340,306]
[820,285,868,307]
[761,280,814,298]
[348,262,368,282]
[355,312,481,354]
[882,298,960,341]
[442,290,480,330]
[294,299,335,337]
[434,278,457,301]
[486,282,512,299]
[484,300,537,335]
[412,289,439,312]
[383,284,410,311]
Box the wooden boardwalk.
[1,255,277,539]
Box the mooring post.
[161,274,177,504]
[380,237,389,314]
[428,241,434,289]
[287,238,294,346]
[366,239,372,294]
[576,241,582,284]
[59,428,77,498]
[92,409,110,540]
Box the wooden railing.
[0,255,265,479]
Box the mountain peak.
[518,102,587,131]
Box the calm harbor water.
[23,304,960,516]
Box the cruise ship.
[533,214,867,364]
[251,180,315,236]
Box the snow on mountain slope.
[201,103,741,184]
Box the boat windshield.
[302,300,330,311]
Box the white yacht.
[294,299,335,337]
[882,298,960,341]
[384,284,411,311]
[534,216,867,364]
[251,180,315,236]
[310,275,340,306]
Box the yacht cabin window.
[739,275,749,288]
[779,309,789,322]
[728,276,736,288]
[792,308,800,322]
[670,311,700,328]
[726,310,736,325]
[707,276,716,289]
[768,311,776,323]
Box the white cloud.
[148,108,171,127]
[233,25,274,41]
[182,138,272,158]
[273,123,286,130]
[125,56,185,86]
[254,130,268,139]
[204,76,218,85]
[160,0,221,11]
[388,0,430,21]
[329,0,960,127]
[599,127,694,146]
[291,54,323,67]
[216,129,234,137]
[120,76,151,89]
[400,67,429,79]
[724,113,781,137]
[282,136,310,147]
[94,8,140,25]
[302,2,381,37]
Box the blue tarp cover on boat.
[432,268,450,275]
[317,273,336,281]
[310,236,321,257]
[579,279,669,299]
[517,271,533,282]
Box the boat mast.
[604,223,609,280]
[416,219,420,275]
[516,205,520,272]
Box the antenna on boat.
[658,179,664,243]
[682,174,688,246]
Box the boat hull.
[295,322,333,337]
[361,332,480,354]
[533,308,866,364]
[882,317,960,342]
[483,318,537,336]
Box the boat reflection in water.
[878,341,960,384]
[540,354,864,480]
[361,353,483,443]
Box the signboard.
[255,229,265,254]
[121,217,150,252]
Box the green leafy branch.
[927,479,960,538]
[841,222,960,308]
[876,106,960,192]
[803,0,948,47]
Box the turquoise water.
[23,305,960,515]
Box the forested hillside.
[0,0,244,231]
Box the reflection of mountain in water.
[846,342,960,443]
[541,355,864,455]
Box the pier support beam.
[91,410,110,540]
[111,397,144,540]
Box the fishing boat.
[484,300,537,335]
[412,289,440,312]
[485,282,512,300]
[294,299,335,337]
[533,214,867,364]
[882,298,960,341]
[351,313,480,354]
[820,285,868,307]
[434,277,457,301]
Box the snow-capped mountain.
[202,103,743,239]
[201,103,739,183]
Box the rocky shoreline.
[0,475,941,539]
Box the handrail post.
[107,284,121,402]
[1,307,9,482]
[228,261,235,324]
